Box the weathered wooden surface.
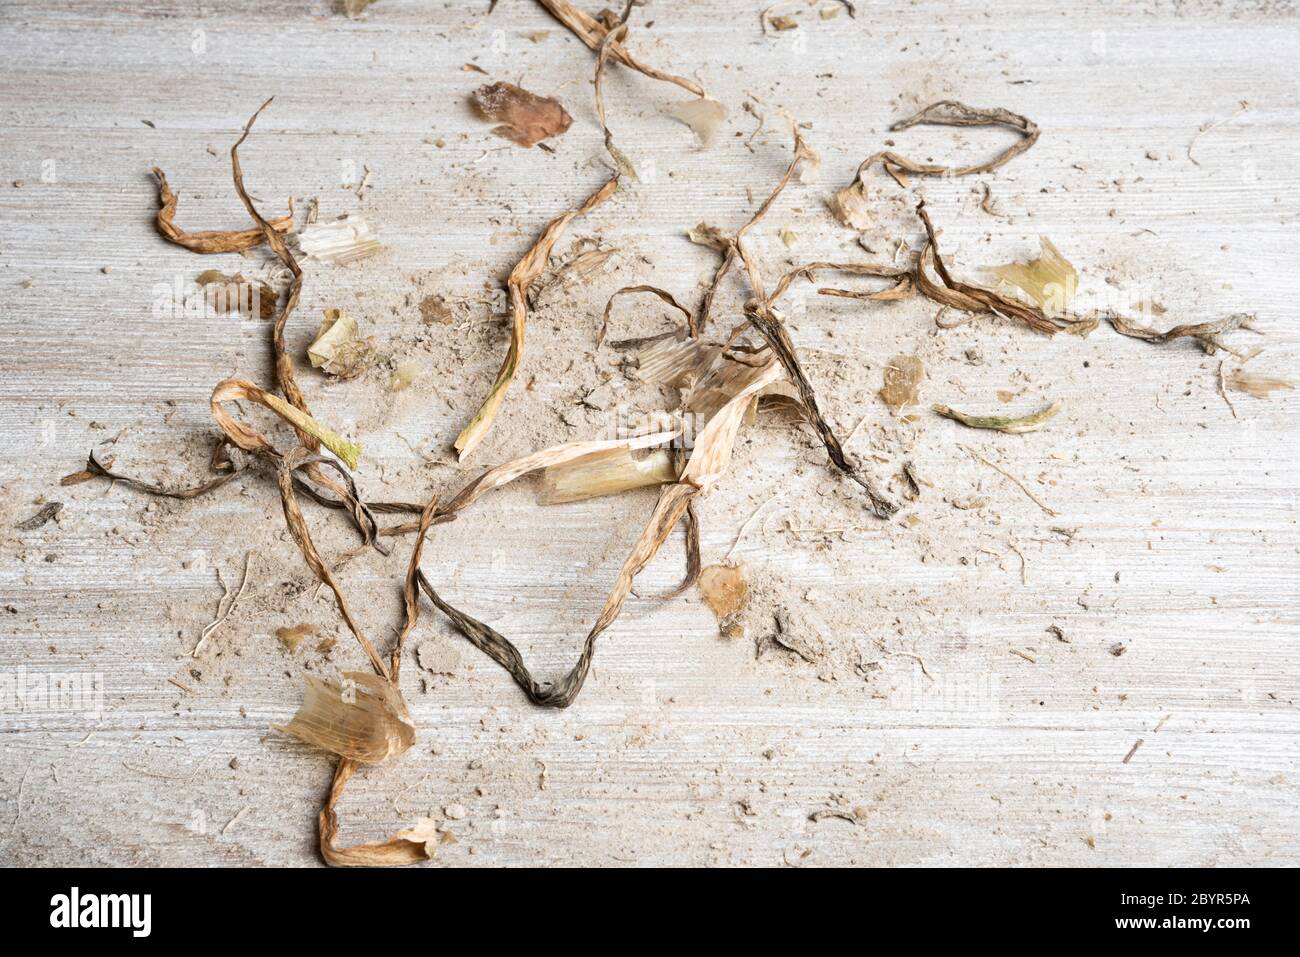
[1,0,1297,867]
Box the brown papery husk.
[276,671,414,764]
[471,82,573,149]
[453,174,619,460]
[151,167,292,254]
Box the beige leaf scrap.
[471,82,573,149]
[698,563,748,622]
[880,354,924,414]
[667,97,729,147]
[276,671,416,765]
[988,237,1078,317]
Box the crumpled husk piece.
[296,215,382,265]
[197,269,277,320]
[828,176,872,230]
[307,308,376,380]
[276,671,415,764]
[151,167,292,254]
[453,175,619,460]
[471,81,573,149]
[988,237,1078,317]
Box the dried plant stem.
[151,167,292,254]
[230,98,316,450]
[536,0,705,98]
[453,175,620,460]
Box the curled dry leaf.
[600,284,695,346]
[988,237,1078,317]
[230,99,319,451]
[318,760,440,868]
[879,355,924,414]
[1106,312,1257,355]
[276,671,415,764]
[210,377,361,471]
[471,82,573,149]
[417,361,781,708]
[872,100,1040,182]
[933,400,1062,434]
[151,167,292,254]
[453,175,619,460]
[307,308,376,380]
[296,215,382,264]
[915,201,1065,336]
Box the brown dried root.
[873,100,1040,183]
[453,175,620,460]
[693,125,820,332]
[151,167,292,254]
[766,261,912,305]
[311,496,440,868]
[536,0,705,98]
[594,5,640,178]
